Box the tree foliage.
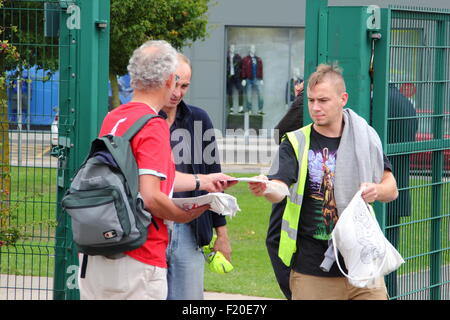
[0,0,59,72]
[2,0,212,108]
[110,0,210,76]
[0,0,18,247]
[109,0,212,107]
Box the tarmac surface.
[0,273,280,300]
[204,291,281,300]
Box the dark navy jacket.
[160,101,226,247]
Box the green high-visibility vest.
[278,124,312,266]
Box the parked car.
[51,110,58,148]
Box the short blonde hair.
[308,63,346,94]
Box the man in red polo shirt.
[78,40,234,300]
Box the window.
[225,27,305,134]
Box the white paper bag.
[331,190,405,288]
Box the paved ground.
[0,274,280,300]
[204,291,281,300]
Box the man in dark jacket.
[274,80,304,145]
[162,54,231,300]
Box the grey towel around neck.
[320,108,385,272]
[333,108,384,217]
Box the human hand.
[360,183,378,203]
[200,173,238,193]
[180,204,211,223]
[213,233,232,262]
[248,175,268,196]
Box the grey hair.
[127,40,178,90]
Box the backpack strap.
[80,254,88,279]
[122,114,162,141]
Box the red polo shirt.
[99,102,175,268]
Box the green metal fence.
[2,0,449,301]
[384,6,450,300]
[304,1,450,300]
[1,0,109,300]
[1,0,62,300]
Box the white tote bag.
[331,190,405,288]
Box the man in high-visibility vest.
[249,63,398,300]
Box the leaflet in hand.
[172,192,241,218]
[228,177,290,196]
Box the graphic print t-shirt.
[292,126,346,277]
[299,129,340,240]
[268,126,392,277]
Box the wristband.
[194,174,200,191]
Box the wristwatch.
[194,174,200,191]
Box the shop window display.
[225,27,305,133]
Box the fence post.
[54,0,110,300]
[430,18,446,301]
[303,0,328,124]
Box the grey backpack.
[62,114,162,257]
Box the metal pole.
[54,0,110,300]
[16,76,22,165]
[303,0,328,124]
[430,18,445,301]
[244,111,249,145]
[27,72,31,130]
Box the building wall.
[184,0,450,132]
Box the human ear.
[340,92,349,107]
[165,73,176,89]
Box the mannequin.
[286,67,302,104]
[226,44,244,114]
[240,44,264,115]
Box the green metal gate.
[304,1,450,300]
[382,6,450,300]
[0,0,109,300]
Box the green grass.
[0,166,57,277]
[0,241,55,276]
[394,177,450,275]
[8,166,57,232]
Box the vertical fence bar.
[430,18,445,300]
[53,0,77,300]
